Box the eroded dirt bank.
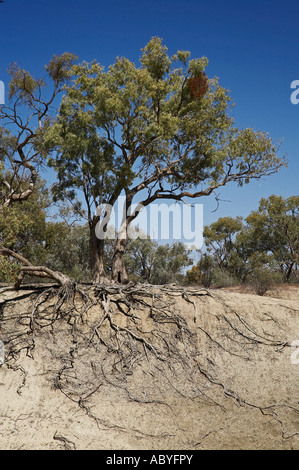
[0,283,298,450]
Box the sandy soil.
[0,283,298,450]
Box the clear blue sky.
[0,0,298,231]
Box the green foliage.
[140,37,172,80]
[211,267,239,288]
[45,37,285,229]
[44,97,118,213]
[8,63,45,101]
[45,223,91,282]
[248,268,283,296]
[203,216,244,272]
[243,195,299,280]
[45,52,77,83]
[44,225,192,284]
[197,195,298,291]
[186,254,214,287]
[186,252,238,288]
[151,242,192,285]
[124,235,156,282]
[125,235,192,284]
[0,257,19,282]
[8,52,77,103]
[185,265,202,286]
[0,183,56,281]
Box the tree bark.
[111,192,132,284]
[285,261,294,281]
[112,228,129,284]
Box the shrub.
[248,268,283,296]
[185,254,214,287]
[212,267,238,288]
[0,257,19,283]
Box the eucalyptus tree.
[0,53,77,286]
[45,37,285,283]
[242,195,299,280]
[124,235,192,284]
[203,216,244,271]
[200,195,299,284]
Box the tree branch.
[0,245,72,289]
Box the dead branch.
[0,244,73,288]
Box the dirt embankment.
[0,283,299,450]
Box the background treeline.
[187,194,298,294]
[1,187,298,294]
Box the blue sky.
[0,0,298,233]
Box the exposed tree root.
[53,431,77,450]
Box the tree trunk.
[285,261,294,281]
[111,191,133,284]
[89,221,107,283]
[112,237,128,283]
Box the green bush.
[0,258,19,283]
[212,267,239,288]
[248,268,283,296]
